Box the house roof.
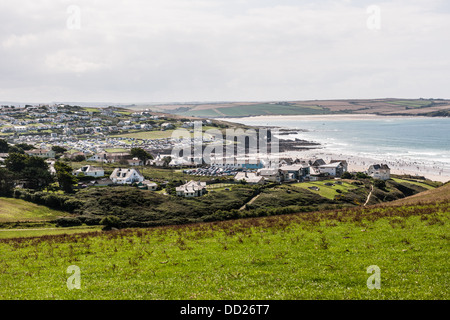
[370,164,390,170]
[319,162,343,168]
[258,168,281,176]
[279,164,307,171]
[330,160,348,166]
[76,165,104,173]
[176,180,207,192]
[234,172,264,183]
[311,159,326,166]
[110,168,143,179]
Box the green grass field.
[386,100,432,108]
[391,178,435,190]
[291,181,358,200]
[0,226,101,239]
[0,198,67,223]
[0,201,448,299]
[110,126,218,140]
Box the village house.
[87,152,130,164]
[257,168,283,183]
[25,149,56,159]
[310,158,326,167]
[368,164,391,180]
[127,158,144,166]
[110,168,144,185]
[73,165,105,177]
[317,161,346,177]
[137,180,158,191]
[234,172,265,185]
[309,167,331,181]
[330,160,348,172]
[149,153,172,166]
[279,164,310,182]
[176,180,207,197]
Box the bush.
[341,172,353,179]
[374,179,387,190]
[356,172,370,179]
[55,217,82,227]
[100,215,122,230]
[63,198,85,213]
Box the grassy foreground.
[0,201,448,300]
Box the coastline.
[218,115,450,183]
[218,113,434,123]
[277,149,450,183]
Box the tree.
[374,179,386,190]
[341,171,353,179]
[130,147,153,165]
[0,168,15,196]
[356,172,370,179]
[7,145,25,154]
[21,166,53,190]
[0,139,9,153]
[5,153,52,189]
[4,153,28,172]
[15,143,35,151]
[162,156,172,167]
[73,155,86,162]
[54,161,78,193]
[51,146,67,154]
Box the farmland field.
[178,104,330,118]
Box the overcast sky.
[1,0,449,103]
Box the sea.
[219,115,450,173]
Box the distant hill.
[142,98,450,118]
[387,182,450,205]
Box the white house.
[150,153,172,166]
[176,180,207,197]
[368,164,390,180]
[234,172,265,185]
[138,180,158,191]
[25,149,56,159]
[127,158,144,166]
[87,153,107,162]
[110,168,145,185]
[257,168,283,182]
[73,165,105,177]
[318,162,346,177]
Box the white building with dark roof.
[110,168,144,185]
[368,164,390,180]
[73,165,105,177]
[176,180,207,197]
[234,172,265,185]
